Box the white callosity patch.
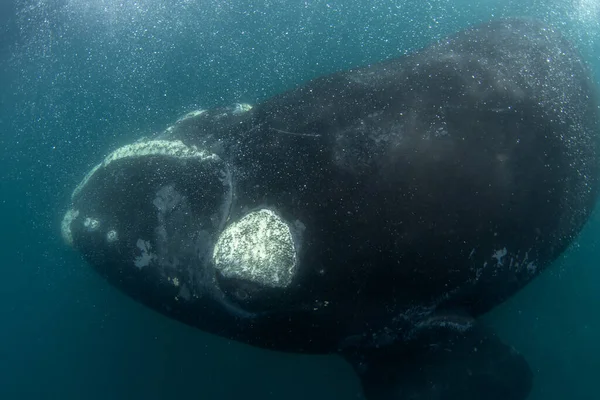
[83,217,100,232]
[61,208,80,246]
[175,109,207,124]
[134,239,156,269]
[164,109,207,135]
[164,103,253,136]
[233,103,253,114]
[106,229,118,243]
[71,164,101,202]
[71,140,218,201]
[105,139,215,166]
[213,209,298,288]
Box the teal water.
[1,0,599,399]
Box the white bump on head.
[83,217,100,232]
[106,229,118,243]
[71,140,217,201]
[233,103,253,114]
[61,209,80,246]
[213,209,298,288]
[176,109,207,124]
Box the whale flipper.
[343,314,532,400]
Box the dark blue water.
[1,0,599,399]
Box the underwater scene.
[1,0,600,399]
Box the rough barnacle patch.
[103,139,214,165]
[71,140,217,201]
[71,163,101,201]
[176,109,207,124]
[233,103,253,114]
[84,217,100,232]
[61,208,80,246]
[106,229,118,243]
[213,209,298,288]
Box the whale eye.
[234,288,249,301]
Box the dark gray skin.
[63,19,599,399]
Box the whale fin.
[342,313,532,400]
